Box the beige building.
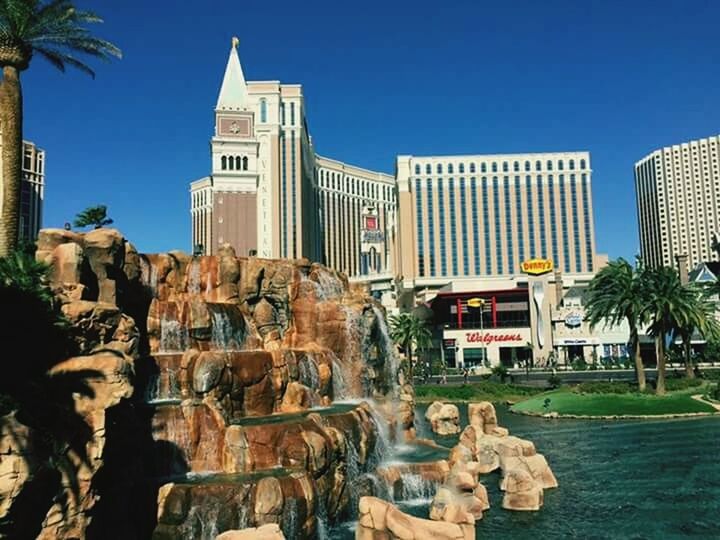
[190,39,320,261]
[316,156,395,278]
[395,153,597,304]
[635,134,720,269]
[0,134,45,242]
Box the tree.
[584,258,649,391]
[0,1,121,256]
[73,204,113,229]
[640,266,709,395]
[672,284,720,378]
[389,312,432,381]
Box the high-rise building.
[395,153,597,289]
[0,135,45,242]
[316,156,395,278]
[190,38,321,261]
[635,134,720,269]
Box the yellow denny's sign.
[467,297,484,308]
[520,258,553,276]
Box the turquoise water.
[335,404,720,539]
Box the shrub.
[664,378,704,391]
[571,357,588,371]
[547,374,562,389]
[710,383,720,401]
[491,365,509,383]
[575,381,633,394]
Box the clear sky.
[23,0,720,259]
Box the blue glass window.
[513,161,520,172]
[459,163,465,174]
[570,174,581,271]
[290,102,295,126]
[559,174,569,271]
[492,162,498,173]
[547,160,553,171]
[437,164,443,174]
[537,175,546,258]
[504,178,514,273]
[426,164,431,174]
[569,159,575,170]
[438,179,447,276]
[536,160,542,171]
[558,159,564,171]
[525,160,531,172]
[415,180,425,276]
[415,164,420,175]
[502,162,509,172]
[280,103,285,124]
[548,174,558,266]
[260,99,267,123]
[469,163,475,173]
[479,178,491,274]
[515,176,524,265]
[460,178,469,275]
[525,175,535,258]
[448,179,458,275]
[281,132,287,257]
[427,179,435,275]
[471,178,482,274]
[493,177,502,274]
[581,174,593,271]
[580,159,586,169]
[481,163,487,173]
[448,164,454,174]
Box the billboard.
[520,258,553,276]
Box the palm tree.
[584,258,649,391]
[640,266,706,395]
[0,1,121,256]
[672,284,720,378]
[389,312,432,380]
[73,204,112,229]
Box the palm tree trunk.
[683,334,694,378]
[655,335,666,395]
[629,324,646,392]
[0,66,23,257]
[406,339,413,381]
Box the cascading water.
[160,316,188,352]
[210,308,244,351]
[331,354,349,401]
[188,259,201,294]
[371,305,401,399]
[298,354,320,390]
[397,474,438,506]
[281,498,298,539]
[314,270,344,301]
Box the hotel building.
[189,41,623,366]
[0,135,45,242]
[635,134,720,270]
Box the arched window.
[569,159,575,170]
[481,163,487,173]
[448,163,454,174]
[426,164,431,174]
[260,98,267,123]
[546,160,553,171]
[580,159,586,169]
[415,164,420,175]
[469,163,476,173]
[221,156,227,170]
[235,156,242,170]
[513,161,519,172]
[558,160,564,170]
[535,161,541,171]
[228,156,234,170]
[502,161,508,172]
[437,163,443,174]
[459,163,464,173]
[525,161,531,171]
[242,156,248,170]
[492,162,498,173]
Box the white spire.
[216,37,248,111]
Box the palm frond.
[35,45,94,76]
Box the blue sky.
[23,0,720,259]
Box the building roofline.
[315,154,393,180]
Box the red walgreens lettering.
[466,332,523,344]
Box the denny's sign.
[520,258,553,276]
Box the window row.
[319,170,395,200]
[221,155,249,171]
[414,158,587,176]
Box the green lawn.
[415,381,543,403]
[511,389,717,416]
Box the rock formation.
[0,228,413,539]
[425,401,461,435]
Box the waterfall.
[315,270,344,300]
[397,474,438,505]
[368,406,391,469]
[140,257,159,297]
[298,354,320,390]
[345,435,361,516]
[371,305,401,398]
[188,259,201,294]
[145,373,160,402]
[160,316,188,352]
[331,355,348,401]
[210,309,243,351]
[281,498,298,540]
[316,497,329,540]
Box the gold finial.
[231,36,239,49]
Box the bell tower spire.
[216,36,248,111]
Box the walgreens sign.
[465,332,523,345]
